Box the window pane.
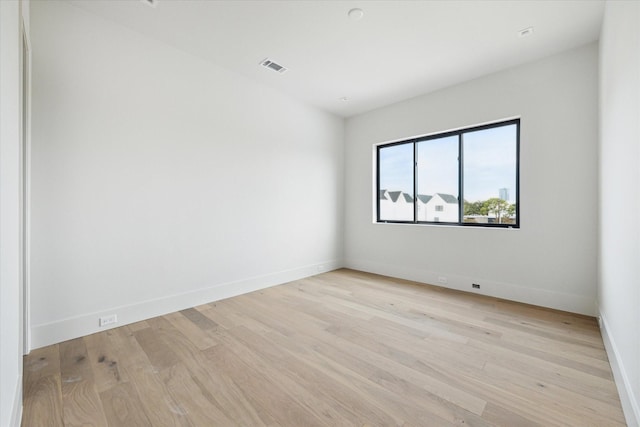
[416,136,459,222]
[463,124,518,225]
[378,144,414,221]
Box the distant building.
[379,189,414,221]
[420,193,458,222]
[499,188,510,201]
[379,190,458,222]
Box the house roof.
[417,194,432,204]
[437,193,458,204]
[387,191,402,202]
[381,191,457,204]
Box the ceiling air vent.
[260,58,288,74]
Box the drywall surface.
[599,1,640,425]
[1,1,28,425]
[344,43,598,315]
[29,1,344,348]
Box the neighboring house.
[379,189,414,221]
[380,190,459,222]
[416,194,432,221]
[422,193,459,222]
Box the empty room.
[1,0,639,426]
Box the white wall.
[345,44,599,315]
[599,1,640,425]
[29,1,344,348]
[1,0,28,425]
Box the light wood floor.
[22,269,626,426]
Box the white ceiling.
[67,0,604,118]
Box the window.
[376,119,519,228]
[378,143,414,221]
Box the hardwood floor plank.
[220,326,360,426]
[469,337,614,380]
[124,361,193,427]
[21,375,64,427]
[23,345,62,396]
[164,311,218,350]
[22,345,64,427]
[148,316,267,426]
[159,362,243,426]
[22,269,626,426]
[486,321,609,363]
[106,327,153,369]
[268,332,459,426]
[213,315,407,426]
[483,362,626,426]
[83,331,129,393]
[105,327,192,426]
[58,338,109,427]
[194,303,239,330]
[481,402,543,427]
[203,344,327,427]
[133,326,180,371]
[99,382,152,426]
[179,307,218,331]
[241,287,488,416]
[127,320,150,332]
[224,295,480,426]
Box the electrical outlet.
[99,314,117,327]
[437,276,448,284]
[472,283,480,289]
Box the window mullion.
[376,146,381,222]
[458,133,464,225]
[413,142,417,223]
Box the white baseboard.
[599,311,640,427]
[344,259,596,316]
[30,260,342,349]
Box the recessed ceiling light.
[141,0,157,8]
[518,27,534,38]
[348,8,364,21]
[339,97,349,102]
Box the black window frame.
[376,119,520,228]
